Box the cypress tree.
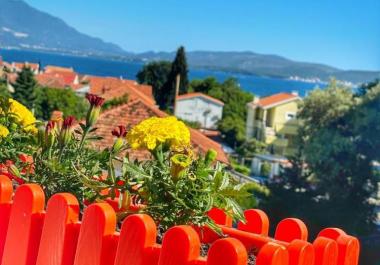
[13,67,37,109]
[170,46,189,95]
[161,46,189,110]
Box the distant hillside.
[0,0,378,84]
[0,0,127,56]
[133,51,380,84]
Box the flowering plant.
[0,97,37,164]
[84,116,250,233]
[0,94,252,234]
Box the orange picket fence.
[0,175,360,265]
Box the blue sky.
[25,0,380,71]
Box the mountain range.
[0,0,379,83]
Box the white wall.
[175,97,223,129]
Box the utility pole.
[173,74,180,115]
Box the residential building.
[246,92,301,157]
[175,92,224,129]
[11,62,40,74]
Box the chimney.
[253,96,260,104]
[291,91,299,96]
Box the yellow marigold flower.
[0,125,9,138]
[7,99,37,133]
[127,116,191,151]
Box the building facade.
[246,92,301,157]
[175,93,224,129]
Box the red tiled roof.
[36,72,78,88]
[84,76,155,105]
[13,62,39,71]
[92,99,229,164]
[36,73,66,88]
[45,65,74,73]
[256,93,299,108]
[177,92,224,106]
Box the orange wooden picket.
[0,175,360,265]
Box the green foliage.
[31,98,110,203]
[119,148,249,232]
[0,78,10,98]
[136,61,171,108]
[236,138,267,158]
[189,77,220,94]
[358,78,379,96]
[161,46,190,109]
[169,46,189,95]
[33,87,88,120]
[102,93,129,111]
[179,118,202,129]
[260,162,271,176]
[234,182,269,210]
[13,67,37,110]
[137,46,189,110]
[263,80,380,237]
[231,158,251,176]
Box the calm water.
[0,49,325,97]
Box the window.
[285,112,296,121]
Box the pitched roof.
[36,73,66,88]
[92,99,229,164]
[84,76,155,105]
[44,65,74,73]
[177,92,224,106]
[36,72,77,88]
[13,62,39,71]
[253,93,300,109]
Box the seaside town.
[0,49,380,264]
[0,1,379,264]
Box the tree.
[262,80,380,237]
[358,78,379,96]
[136,61,172,108]
[13,67,37,110]
[170,46,189,95]
[189,77,219,94]
[161,46,189,109]
[33,87,88,121]
[0,78,10,98]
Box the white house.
[175,92,224,129]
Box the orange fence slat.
[237,209,270,236]
[313,237,338,265]
[158,226,200,265]
[318,228,359,265]
[1,184,45,265]
[275,218,308,242]
[36,193,80,265]
[114,214,157,265]
[287,239,314,265]
[73,203,117,265]
[207,238,247,265]
[0,176,13,262]
[256,242,289,265]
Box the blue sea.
[0,49,325,97]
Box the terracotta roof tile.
[177,92,224,106]
[13,62,39,71]
[36,71,78,88]
[45,65,74,73]
[84,76,155,105]
[256,93,300,108]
